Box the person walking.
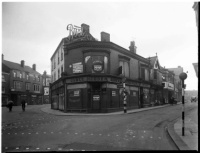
[7,99,14,112]
[21,99,26,111]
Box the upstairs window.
[13,71,16,78]
[119,60,129,78]
[26,83,30,90]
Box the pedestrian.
[21,99,26,111]
[171,96,174,105]
[7,99,14,112]
[140,92,144,108]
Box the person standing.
[7,99,14,112]
[21,99,26,111]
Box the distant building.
[192,2,198,78]
[42,71,51,104]
[167,66,183,101]
[2,55,43,106]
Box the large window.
[14,81,22,90]
[26,83,30,90]
[33,84,40,92]
[85,55,108,74]
[13,71,16,78]
[119,60,130,77]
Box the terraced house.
[2,55,43,106]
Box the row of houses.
[50,23,184,113]
[2,55,51,106]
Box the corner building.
[50,24,151,113]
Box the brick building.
[2,55,43,106]
[50,23,153,113]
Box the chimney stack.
[81,23,90,34]
[101,32,110,42]
[2,54,4,61]
[43,70,47,76]
[32,64,36,71]
[21,60,25,67]
[129,41,137,53]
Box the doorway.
[91,83,102,111]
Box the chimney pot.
[21,60,25,67]
[129,41,137,53]
[101,32,110,42]
[32,64,36,71]
[81,23,90,34]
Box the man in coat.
[21,99,26,111]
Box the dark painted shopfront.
[51,74,156,113]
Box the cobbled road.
[1,103,196,152]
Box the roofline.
[50,38,65,60]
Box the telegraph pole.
[179,72,187,136]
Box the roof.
[167,67,183,76]
[2,60,41,75]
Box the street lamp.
[179,72,187,136]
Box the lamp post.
[179,72,187,136]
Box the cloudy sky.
[1,1,198,90]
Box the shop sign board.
[112,91,116,96]
[93,95,100,101]
[74,90,80,97]
[44,87,49,95]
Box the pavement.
[40,102,198,151]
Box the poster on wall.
[73,62,83,74]
[112,91,116,96]
[44,87,49,95]
[74,90,80,97]
[93,95,100,101]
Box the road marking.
[47,148,51,150]
[70,149,73,151]
[36,148,40,150]
[26,148,29,150]
[82,150,85,151]
[58,148,62,150]
[16,147,19,150]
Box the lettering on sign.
[73,62,83,74]
[112,91,116,96]
[74,90,80,97]
[93,95,100,101]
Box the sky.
[1,0,198,90]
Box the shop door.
[91,83,101,110]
